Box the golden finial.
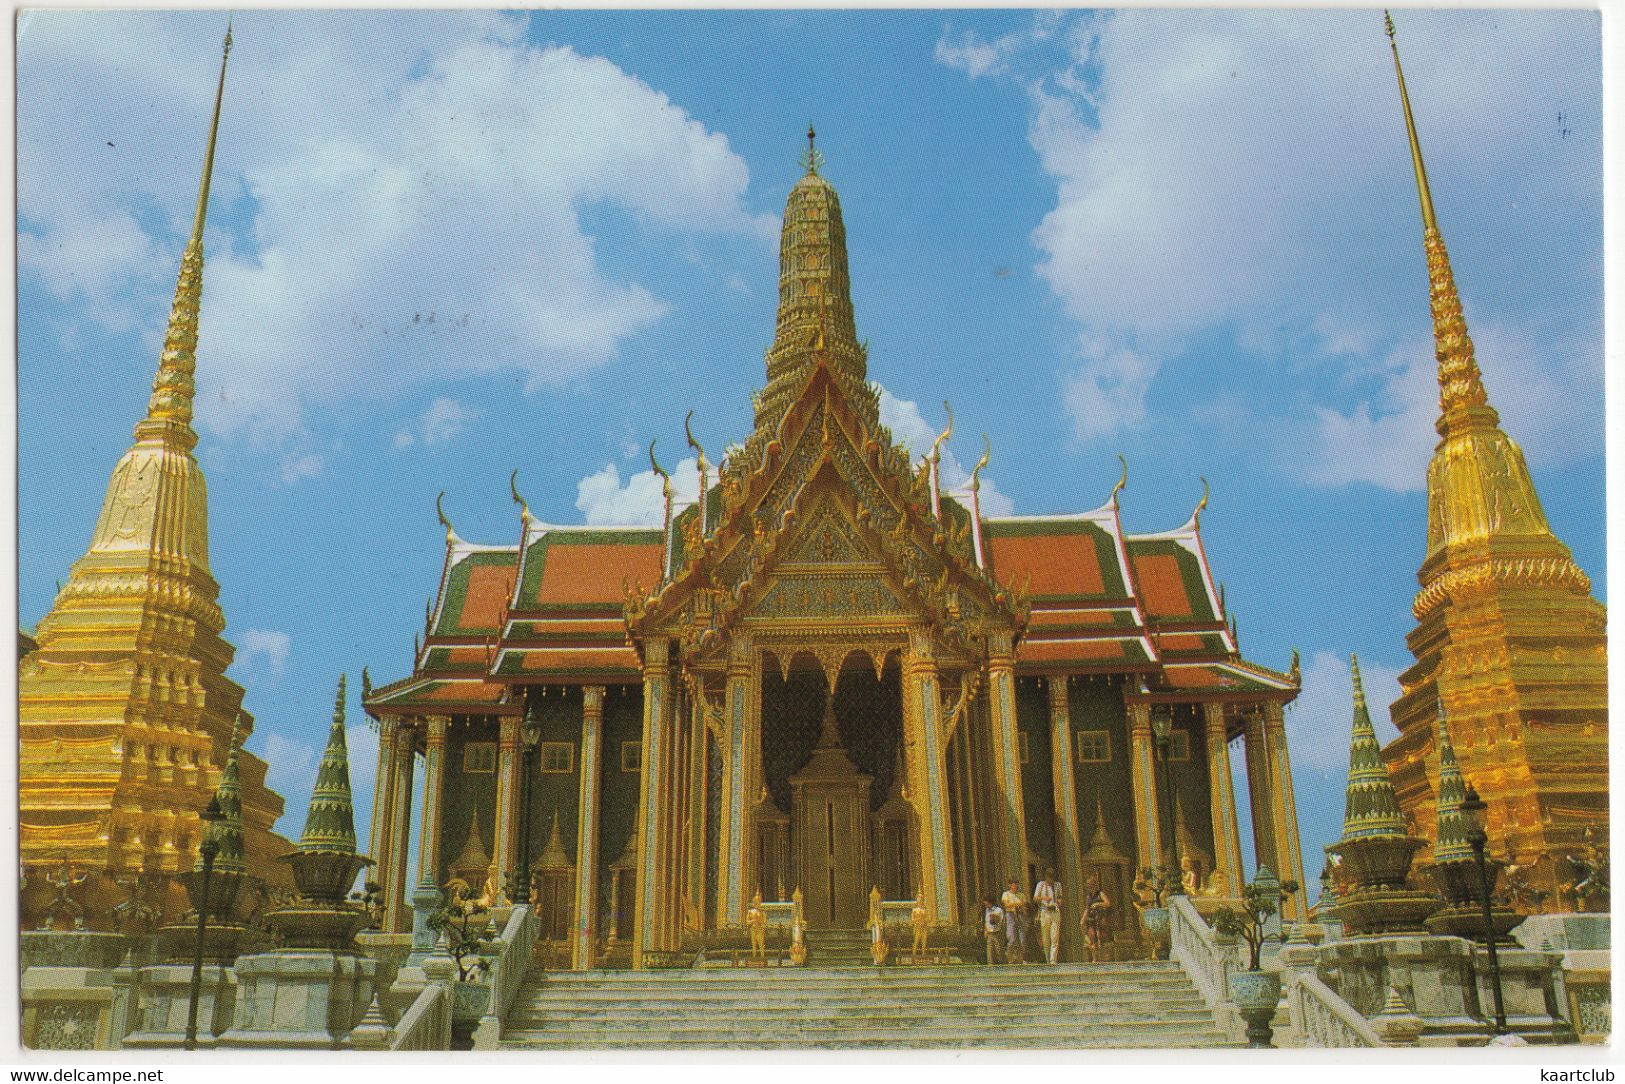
[1110,454,1128,505]
[801,123,824,175]
[1289,649,1301,685]
[435,491,460,545]
[684,410,710,475]
[136,18,235,440]
[968,435,991,493]
[509,469,534,524]
[928,401,954,465]
[1194,477,1209,522]
[648,440,673,502]
[1384,11,1436,232]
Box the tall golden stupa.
[1379,15,1607,909]
[18,29,292,929]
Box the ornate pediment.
[629,362,1023,661]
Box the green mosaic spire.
[1338,655,1409,842]
[198,712,247,875]
[1432,701,1473,864]
[298,674,359,854]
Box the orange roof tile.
[1132,553,1194,618]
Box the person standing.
[1000,878,1028,964]
[1082,876,1112,963]
[1034,868,1063,964]
[980,895,1005,965]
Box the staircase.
[500,959,1236,1049]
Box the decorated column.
[1046,676,1084,959]
[572,686,604,969]
[1125,698,1160,873]
[634,639,676,964]
[717,635,756,926]
[684,683,709,930]
[416,715,449,885]
[368,717,398,870]
[1264,700,1308,919]
[903,629,956,924]
[1202,703,1246,896]
[491,716,521,902]
[385,719,417,932]
[986,629,1028,888]
[1242,709,1280,874]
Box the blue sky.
[18,9,1607,882]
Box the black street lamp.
[184,795,225,1051]
[508,712,544,907]
[1150,709,1184,896]
[1459,784,1508,1036]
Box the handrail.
[472,904,537,1049]
[1285,970,1382,1048]
[1168,894,1243,1040]
[389,984,451,1051]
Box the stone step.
[505,1036,1239,1050]
[502,1024,1233,1048]
[501,956,1230,1049]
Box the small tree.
[427,883,494,981]
[1212,873,1300,971]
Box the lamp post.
[184,795,224,1051]
[1150,708,1184,896]
[508,712,543,907]
[1459,784,1508,1035]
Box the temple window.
[539,742,574,774]
[1076,730,1111,763]
[1169,730,1191,762]
[462,742,496,774]
[621,741,642,773]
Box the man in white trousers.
[1034,869,1063,964]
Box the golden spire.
[1384,11,1495,435]
[135,23,233,448]
[755,128,872,434]
[1382,12,1589,615]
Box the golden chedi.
[18,28,292,931]
[1378,15,1608,912]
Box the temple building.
[1377,17,1608,910]
[18,30,292,931]
[363,131,1308,968]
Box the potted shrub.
[1134,867,1177,959]
[428,884,496,1023]
[1213,867,1300,1048]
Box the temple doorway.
[760,653,903,925]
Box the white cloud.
[394,396,478,449]
[575,455,701,526]
[237,628,292,677]
[277,452,325,486]
[19,12,771,454]
[878,388,1015,517]
[1283,650,1404,773]
[1060,342,1158,442]
[936,10,1602,467]
[933,14,1062,81]
[1297,336,1438,491]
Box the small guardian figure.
[910,894,930,959]
[746,893,768,960]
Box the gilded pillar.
[903,630,956,924]
[684,684,708,928]
[1242,709,1280,875]
[386,719,417,932]
[717,636,757,926]
[572,685,604,970]
[1125,698,1160,873]
[368,717,398,867]
[661,678,686,947]
[634,639,676,964]
[1201,703,1246,896]
[416,715,449,885]
[1047,675,1084,960]
[492,716,521,901]
[1264,700,1308,920]
[986,630,1029,887]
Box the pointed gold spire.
[135,23,233,447]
